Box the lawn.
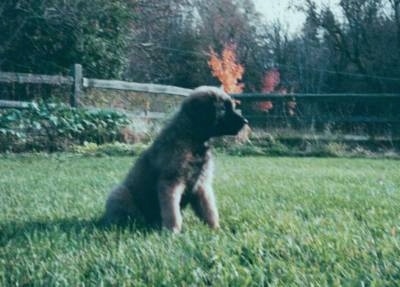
[0,154,399,286]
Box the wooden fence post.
[71,64,82,107]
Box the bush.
[0,0,132,80]
[0,103,130,152]
[72,142,148,156]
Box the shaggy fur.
[104,86,248,232]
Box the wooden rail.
[83,78,191,96]
[0,65,80,107]
[0,71,73,85]
[0,64,190,108]
[1,66,399,136]
[0,99,31,109]
[232,93,400,99]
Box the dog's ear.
[182,94,217,127]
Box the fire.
[208,43,244,93]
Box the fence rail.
[233,92,400,136]
[0,99,31,109]
[0,64,190,108]
[232,93,400,100]
[83,78,191,96]
[1,66,400,136]
[0,71,73,85]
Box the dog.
[104,86,248,232]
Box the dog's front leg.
[158,180,185,233]
[191,185,220,229]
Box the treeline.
[1,0,399,93]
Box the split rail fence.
[1,64,399,138]
[0,64,191,109]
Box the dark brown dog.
[104,86,248,232]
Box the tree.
[195,0,267,91]
[126,0,268,90]
[125,0,209,87]
[290,4,330,93]
[0,0,132,78]
[300,0,400,92]
[208,43,244,93]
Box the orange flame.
[208,43,244,93]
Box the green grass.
[1,154,399,286]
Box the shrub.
[72,142,148,156]
[0,103,130,152]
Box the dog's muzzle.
[217,111,248,136]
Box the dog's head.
[181,86,248,139]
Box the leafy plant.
[72,142,148,156]
[0,103,131,152]
[0,0,132,79]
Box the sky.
[253,0,341,34]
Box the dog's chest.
[185,153,206,177]
[182,149,210,187]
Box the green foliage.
[0,0,132,78]
[222,144,267,157]
[216,133,399,158]
[0,103,130,152]
[0,155,399,285]
[1,0,399,94]
[72,142,149,156]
